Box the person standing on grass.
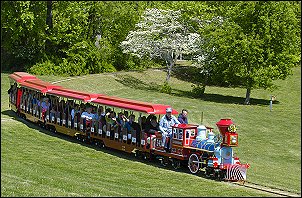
[178,109,188,124]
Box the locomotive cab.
[169,124,198,155]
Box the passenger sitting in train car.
[105,110,120,139]
[79,103,85,113]
[81,105,95,131]
[41,97,50,120]
[90,105,98,129]
[26,90,33,113]
[21,91,28,109]
[145,115,159,135]
[116,112,128,127]
[58,100,65,118]
[32,93,37,115]
[70,104,80,128]
[92,108,97,121]
[124,114,141,145]
[138,116,147,130]
[64,100,73,127]
[105,110,119,128]
[81,105,94,120]
[37,94,42,107]
[124,110,129,119]
[97,106,106,128]
[178,109,188,124]
[50,106,56,121]
[76,104,83,129]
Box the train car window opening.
[178,129,183,140]
[173,128,177,139]
[190,129,195,137]
[186,130,190,139]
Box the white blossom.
[120,8,202,70]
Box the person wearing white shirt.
[81,106,94,120]
[159,107,180,150]
[81,106,94,131]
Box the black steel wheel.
[188,153,200,174]
[172,159,181,170]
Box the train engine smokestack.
[216,118,238,147]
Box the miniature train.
[8,72,250,181]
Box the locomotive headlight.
[231,136,237,144]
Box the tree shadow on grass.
[114,73,279,106]
[115,74,161,92]
[171,89,279,106]
[171,65,201,84]
[1,109,212,180]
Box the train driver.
[159,107,180,149]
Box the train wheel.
[143,153,149,160]
[215,169,225,181]
[98,141,105,148]
[205,167,213,178]
[188,153,200,174]
[160,156,169,167]
[172,159,181,170]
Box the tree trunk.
[46,1,53,31]
[244,87,251,105]
[166,61,174,83]
[45,1,53,53]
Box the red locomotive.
[8,72,249,181]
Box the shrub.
[29,60,59,75]
[28,40,117,76]
[160,82,172,94]
[191,84,205,98]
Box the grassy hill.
[1,66,301,196]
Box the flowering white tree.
[120,8,202,83]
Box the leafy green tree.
[199,1,301,104]
[1,1,47,70]
[93,1,146,71]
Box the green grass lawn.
[1,66,301,196]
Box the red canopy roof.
[92,95,178,115]
[8,72,37,83]
[8,72,178,114]
[19,79,62,93]
[48,87,100,102]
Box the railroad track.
[230,181,301,197]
